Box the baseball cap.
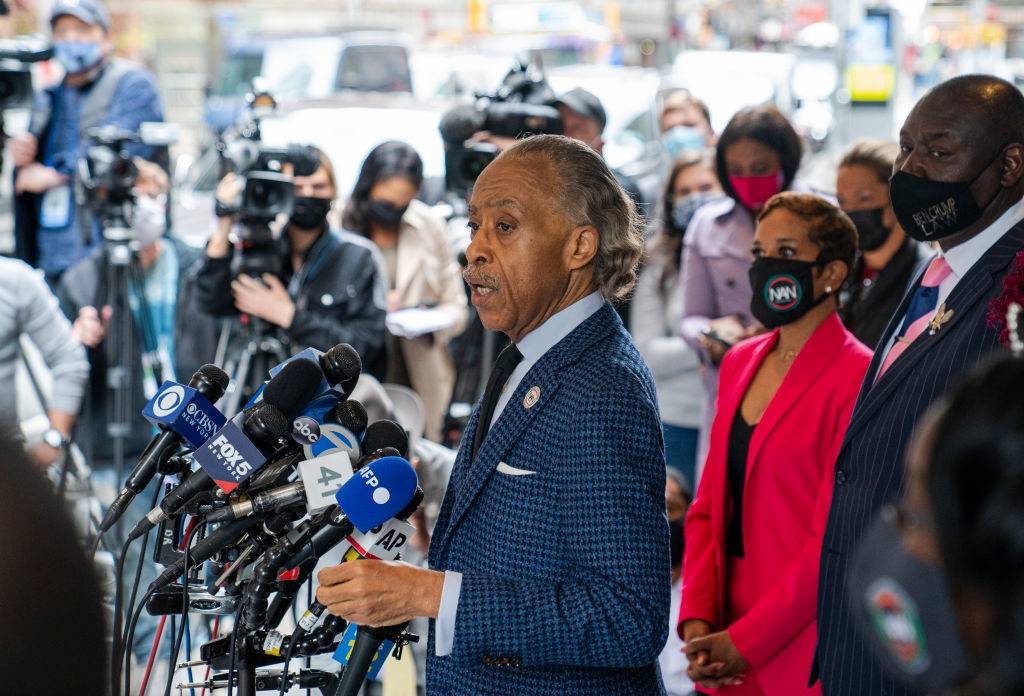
[553,87,607,133]
[50,0,110,32]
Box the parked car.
[662,50,797,133]
[205,31,413,133]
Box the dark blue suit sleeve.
[448,369,671,668]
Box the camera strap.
[38,88,74,230]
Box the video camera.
[77,122,178,240]
[216,83,321,279]
[439,61,563,196]
[0,33,51,110]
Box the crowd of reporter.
[1,2,1023,695]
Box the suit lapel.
[745,313,845,487]
[843,222,1024,442]
[430,303,621,556]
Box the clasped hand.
[681,620,749,689]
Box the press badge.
[40,184,72,228]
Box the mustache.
[463,266,499,289]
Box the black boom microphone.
[319,343,362,398]
[360,419,409,459]
[99,364,230,534]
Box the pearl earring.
[825,285,833,294]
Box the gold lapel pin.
[523,386,541,409]
[928,303,954,335]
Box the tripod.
[214,315,288,418]
[99,216,149,545]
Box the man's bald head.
[918,74,1024,148]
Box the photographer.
[342,141,467,441]
[11,0,164,284]
[59,158,216,465]
[196,147,387,373]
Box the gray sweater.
[630,243,704,429]
[0,258,89,432]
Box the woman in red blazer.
[678,192,872,695]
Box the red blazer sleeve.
[679,462,719,633]
[726,350,864,667]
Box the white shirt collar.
[943,195,1024,279]
[515,291,605,365]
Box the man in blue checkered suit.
[317,135,671,694]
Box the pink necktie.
[876,256,953,380]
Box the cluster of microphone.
[103,342,423,696]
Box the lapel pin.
[928,303,954,335]
[523,386,541,409]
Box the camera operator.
[342,141,468,441]
[551,87,644,213]
[196,147,387,374]
[58,157,216,664]
[11,0,164,285]
[59,158,216,469]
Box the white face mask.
[132,193,167,248]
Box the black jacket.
[839,238,930,350]
[193,228,387,376]
[57,238,218,460]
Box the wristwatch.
[42,427,66,450]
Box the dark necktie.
[471,343,524,461]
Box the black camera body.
[216,86,321,281]
[78,123,177,242]
[440,62,563,196]
[0,34,52,110]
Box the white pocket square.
[496,462,536,476]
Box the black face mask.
[847,207,892,252]
[889,148,1003,242]
[366,199,408,228]
[669,517,685,568]
[290,196,331,231]
[848,511,972,694]
[748,256,830,329]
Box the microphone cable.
[111,477,164,694]
[162,519,205,696]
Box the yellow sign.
[846,64,895,103]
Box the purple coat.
[679,183,828,474]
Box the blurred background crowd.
[3,0,1024,694]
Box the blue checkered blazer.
[815,222,1024,695]
[426,302,670,695]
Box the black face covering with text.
[748,256,830,329]
[889,147,1005,242]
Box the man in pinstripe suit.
[816,75,1024,695]
[318,135,671,694]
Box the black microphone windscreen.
[263,359,323,418]
[334,399,368,434]
[361,420,409,458]
[244,401,289,447]
[439,104,486,144]
[320,344,362,389]
[189,364,231,400]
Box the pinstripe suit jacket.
[815,221,1024,695]
[426,303,671,695]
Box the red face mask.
[729,171,784,211]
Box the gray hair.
[498,134,644,301]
